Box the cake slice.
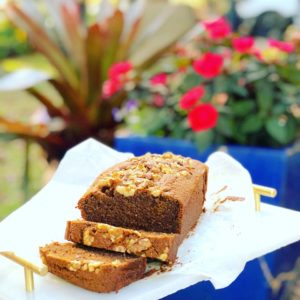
[77,153,207,235]
[40,242,146,293]
[65,220,183,262]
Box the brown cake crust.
[77,153,208,235]
[40,242,146,293]
[65,220,183,262]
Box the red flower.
[108,61,132,80]
[102,79,121,98]
[188,103,219,131]
[232,36,255,53]
[203,17,232,40]
[179,86,205,110]
[193,52,224,79]
[150,73,167,86]
[268,39,294,53]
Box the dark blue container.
[115,136,300,300]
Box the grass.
[0,87,52,220]
[0,53,65,221]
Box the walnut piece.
[96,152,194,197]
[68,260,81,272]
[83,229,94,246]
[113,245,126,252]
[127,238,152,253]
[158,247,170,261]
[115,185,135,196]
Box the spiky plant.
[0,0,196,160]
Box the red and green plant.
[0,0,196,160]
[121,17,300,150]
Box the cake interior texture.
[65,220,182,262]
[77,153,208,235]
[40,242,146,292]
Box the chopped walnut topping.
[115,185,135,196]
[97,153,195,197]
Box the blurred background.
[0,0,299,299]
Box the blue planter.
[115,136,300,300]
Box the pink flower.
[102,79,121,98]
[252,48,263,61]
[222,48,232,60]
[179,86,205,110]
[150,73,167,86]
[188,103,219,131]
[203,17,232,40]
[108,61,132,80]
[268,39,294,53]
[232,36,255,53]
[152,94,165,107]
[193,52,224,79]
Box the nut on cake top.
[92,152,198,198]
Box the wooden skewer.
[0,184,277,292]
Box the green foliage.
[231,100,255,117]
[123,18,300,149]
[181,73,204,92]
[240,115,264,134]
[255,80,273,115]
[266,116,297,144]
[216,115,234,137]
[0,14,31,59]
[0,0,196,160]
[277,65,300,85]
[194,130,214,151]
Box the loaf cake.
[40,242,146,292]
[78,153,208,235]
[65,220,183,262]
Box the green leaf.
[61,3,88,98]
[6,3,79,89]
[213,75,228,93]
[129,3,196,68]
[0,54,56,75]
[216,115,234,137]
[229,82,248,97]
[255,80,273,114]
[246,68,269,82]
[272,103,287,115]
[128,106,168,135]
[240,115,263,133]
[277,65,300,85]
[180,73,203,92]
[0,133,17,141]
[231,100,255,117]
[101,10,124,79]
[265,116,296,144]
[194,130,214,152]
[232,130,247,144]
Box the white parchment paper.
[0,138,300,300]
